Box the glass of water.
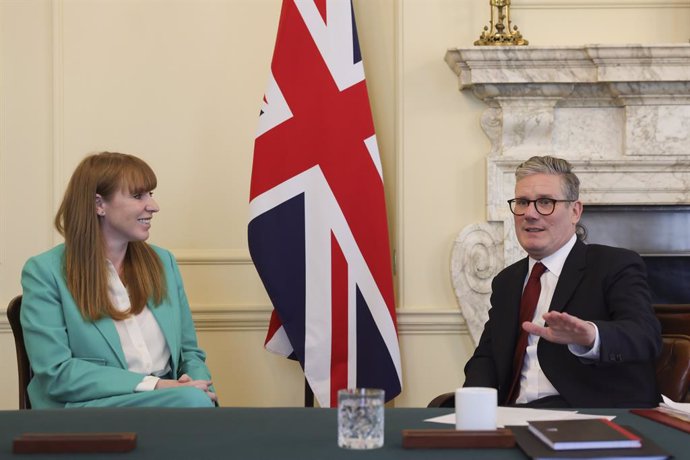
[337,388,385,449]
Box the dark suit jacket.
[464,239,661,408]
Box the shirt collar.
[528,234,577,277]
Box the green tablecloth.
[0,407,688,459]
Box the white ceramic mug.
[455,387,497,430]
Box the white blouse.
[106,260,171,391]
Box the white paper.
[658,394,690,421]
[661,394,690,415]
[425,406,615,427]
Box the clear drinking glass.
[337,388,385,449]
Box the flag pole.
[304,377,314,407]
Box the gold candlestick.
[475,0,528,46]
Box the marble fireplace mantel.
[444,44,690,344]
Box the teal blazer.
[20,244,212,408]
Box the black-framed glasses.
[507,198,576,216]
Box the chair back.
[427,391,455,408]
[6,295,32,409]
[656,334,690,403]
[654,304,690,336]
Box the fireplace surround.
[444,44,690,344]
[581,204,690,304]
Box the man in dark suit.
[464,156,661,408]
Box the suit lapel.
[504,259,529,330]
[494,259,529,368]
[549,239,587,312]
[91,300,180,375]
[92,318,128,368]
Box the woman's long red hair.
[55,152,166,321]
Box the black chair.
[6,295,32,409]
[427,391,454,408]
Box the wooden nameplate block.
[631,408,690,435]
[13,432,137,454]
[402,428,515,449]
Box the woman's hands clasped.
[155,373,217,403]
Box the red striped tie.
[506,262,547,404]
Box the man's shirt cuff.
[568,321,601,360]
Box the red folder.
[630,408,690,435]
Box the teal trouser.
[65,386,215,408]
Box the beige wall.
[1,0,688,409]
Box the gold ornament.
[475,0,529,46]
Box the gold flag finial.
[475,0,528,46]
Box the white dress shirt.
[515,234,601,404]
[107,260,171,391]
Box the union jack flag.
[248,0,402,407]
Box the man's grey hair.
[515,155,580,200]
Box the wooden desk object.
[402,428,515,449]
[13,432,137,454]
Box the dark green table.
[0,408,688,459]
